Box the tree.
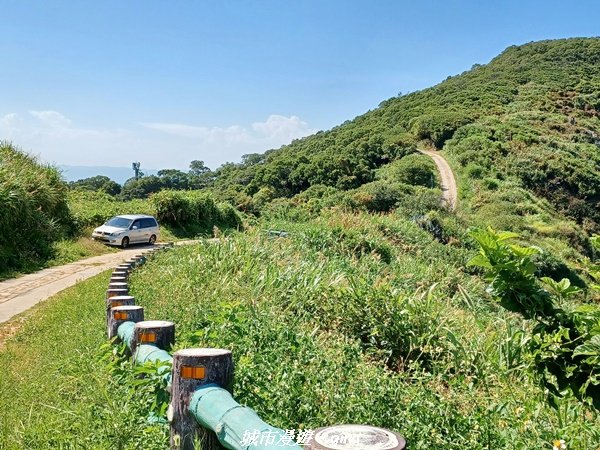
[157,169,189,190]
[132,162,142,180]
[69,175,121,195]
[121,175,163,200]
[189,160,214,189]
[189,160,210,175]
[241,153,264,166]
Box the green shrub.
[151,190,242,232]
[353,181,412,212]
[382,154,437,187]
[469,227,600,407]
[0,142,72,272]
[465,163,485,179]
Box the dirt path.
[418,148,458,210]
[0,241,196,325]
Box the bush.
[151,190,242,232]
[0,142,73,272]
[353,181,412,212]
[382,154,437,187]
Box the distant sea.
[58,165,158,185]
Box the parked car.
[92,214,159,248]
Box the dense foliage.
[150,190,242,232]
[0,142,72,272]
[469,228,600,407]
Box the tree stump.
[305,425,406,450]
[116,263,134,272]
[131,320,175,357]
[105,295,135,335]
[106,287,129,299]
[169,348,234,450]
[109,275,127,284]
[108,305,144,340]
[108,281,128,291]
[112,270,129,280]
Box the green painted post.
[189,385,302,450]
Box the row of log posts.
[105,243,406,450]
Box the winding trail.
[418,148,458,210]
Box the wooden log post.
[106,287,129,299]
[305,425,406,450]
[169,348,234,450]
[127,257,141,267]
[105,295,135,335]
[131,320,175,357]
[116,263,134,273]
[112,270,129,280]
[107,305,144,340]
[108,281,128,291]
[109,275,127,284]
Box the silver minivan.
[91,214,159,248]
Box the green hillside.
[211,38,600,233]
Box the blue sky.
[1,0,598,176]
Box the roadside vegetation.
[0,272,168,449]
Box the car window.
[143,218,158,228]
[105,217,132,228]
[131,220,141,229]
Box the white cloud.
[143,122,252,144]
[143,114,315,146]
[0,110,316,172]
[29,110,72,128]
[252,115,312,141]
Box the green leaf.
[573,335,600,357]
[496,231,520,242]
[467,253,492,268]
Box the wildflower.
[552,439,566,450]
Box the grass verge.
[0,271,167,449]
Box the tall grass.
[0,272,167,449]
[126,214,600,449]
[0,142,72,272]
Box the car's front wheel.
[121,237,130,249]
[149,235,156,245]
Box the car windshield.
[105,217,132,229]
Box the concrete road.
[0,246,156,324]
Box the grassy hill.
[210,38,600,234]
